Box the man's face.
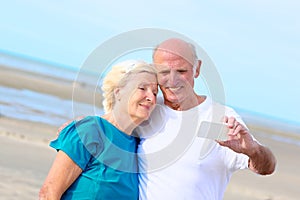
[154,50,196,106]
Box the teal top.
[50,116,139,200]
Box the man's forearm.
[248,142,276,175]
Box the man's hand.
[217,116,276,175]
[217,116,256,155]
[56,116,85,136]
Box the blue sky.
[1,0,299,125]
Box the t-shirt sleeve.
[225,149,249,171]
[224,107,252,170]
[224,107,248,128]
[50,116,104,170]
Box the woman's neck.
[102,111,137,135]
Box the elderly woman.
[39,60,158,200]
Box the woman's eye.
[138,87,145,90]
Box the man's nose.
[168,71,177,86]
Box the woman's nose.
[146,93,156,102]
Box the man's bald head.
[152,38,198,67]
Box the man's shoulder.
[208,98,237,113]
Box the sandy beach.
[0,117,56,200]
[1,117,300,200]
[224,129,300,200]
[1,60,300,200]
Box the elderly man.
[137,38,276,200]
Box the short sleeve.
[227,150,249,171]
[223,107,250,170]
[50,116,104,170]
[224,107,248,128]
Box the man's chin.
[164,96,181,104]
[161,90,181,103]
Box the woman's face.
[118,72,158,124]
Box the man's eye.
[139,87,145,90]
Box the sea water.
[0,52,103,126]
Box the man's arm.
[217,116,276,175]
[246,141,276,175]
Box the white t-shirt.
[136,96,249,200]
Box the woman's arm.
[39,150,83,200]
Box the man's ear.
[194,60,202,78]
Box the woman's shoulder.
[75,116,101,126]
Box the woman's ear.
[114,88,121,101]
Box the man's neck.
[165,95,206,111]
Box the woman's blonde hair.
[101,60,157,113]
